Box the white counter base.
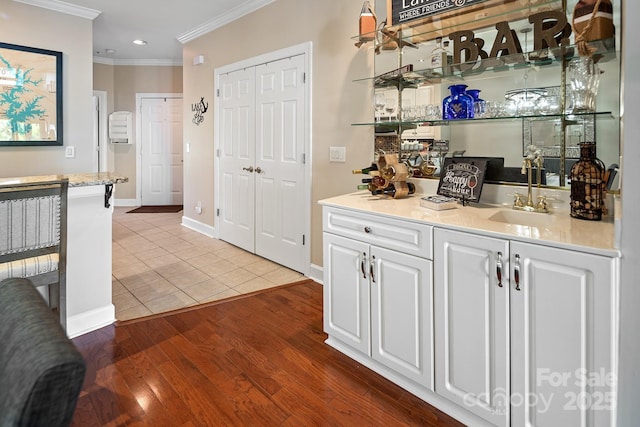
[66,185,115,338]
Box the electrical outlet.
[329,146,346,163]
[65,146,75,158]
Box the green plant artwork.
[0,43,62,146]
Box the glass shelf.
[354,39,616,88]
[353,111,615,128]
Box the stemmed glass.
[385,103,396,122]
[374,93,386,122]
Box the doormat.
[127,205,183,213]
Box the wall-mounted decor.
[0,42,63,146]
[192,97,208,126]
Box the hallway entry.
[139,96,183,206]
[215,44,311,276]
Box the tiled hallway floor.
[112,207,305,321]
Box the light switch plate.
[65,146,75,158]
[329,146,346,163]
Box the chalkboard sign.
[387,0,492,26]
[437,157,488,203]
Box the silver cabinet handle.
[514,254,521,291]
[496,251,503,288]
[370,255,376,283]
[361,252,367,279]
[242,166,254,172]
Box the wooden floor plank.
[71,280,464,426]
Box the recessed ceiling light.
[133,39,148,46]
[105,49,116,55]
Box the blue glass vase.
[467,89,485,118]
[443,84,474,120]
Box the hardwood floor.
[71,280,464,427]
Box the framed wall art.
[0,42,63,146]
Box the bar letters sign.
[389,0,491,26]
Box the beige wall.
[183,0,374,267]
[0,1,94,176]
[93,64,183,199]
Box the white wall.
[0,1,95,176]
[182,0,374,267]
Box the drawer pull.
[496,251,503,288]
[364,226,372,233]
[361,253,367,279]
[514,254,521,291]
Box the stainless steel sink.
[488,210,558,228]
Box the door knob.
[255,167,263,174]
[242,166,254,172]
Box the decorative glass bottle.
[570,142,605,220]
[443,84,474,120]
[430,37,446,76]
[467,89,485,118]
[358,1,376,42]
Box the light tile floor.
[112,207,305,321]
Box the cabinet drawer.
[323,207,433,259]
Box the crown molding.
[176,0,274,44]
[93,56,183,67]
[13,0,101,19]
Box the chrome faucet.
[514,145,548,213]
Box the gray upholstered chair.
[0,179,68,330]
[0,277,86,426]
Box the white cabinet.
[323,207,434,389]
[323,232,370,355]
[510,241,617,427]
[434,229,511,427]
[434,228,617,427]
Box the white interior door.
[217,52,307,274]
[254,55,306,271]
[141,97,183,205]
[218,68,256,253]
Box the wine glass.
[385,104,396,122]
[374,93,386,122]
[468,174,478,198]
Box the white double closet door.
[218,54,307,274]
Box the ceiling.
[14,0,274,65]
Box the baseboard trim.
[309,263,323,285]
[115,198,138,207]
[182,215,216,237]
[67,304,115,339]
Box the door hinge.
[216,149,221,158]
[216,89,220,97]
[216,208,220,217]
[302,72,306,84]
[301,153,306,164]
[302,234,305,245]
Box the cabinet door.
[511,242,617,427]
[370,245,433,390]
[323,232,370,355]
[434,228,510,427]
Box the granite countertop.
[320,191,620,257]
[0,172,128,187]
